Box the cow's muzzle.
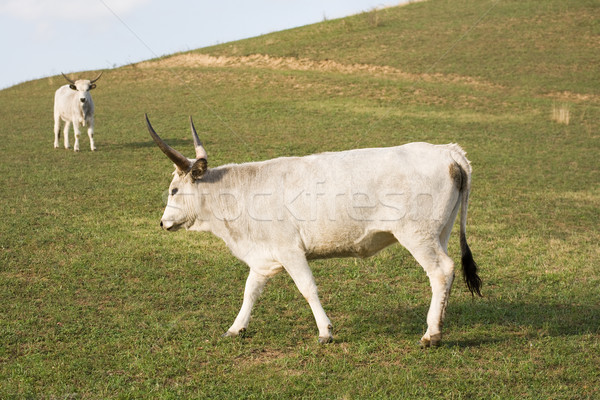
[160,220,177,231]
[80,98,86,103]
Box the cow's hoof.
[318,335,333,344]
[420,333,442,348]
[222,328,246,338]
[318,325,333,344]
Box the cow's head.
[145,114,208,231]
[62,72,102,104]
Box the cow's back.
[205,142,463,259]
[54,85,73,117]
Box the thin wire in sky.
[99,0,258,158]
[101,0,500,156]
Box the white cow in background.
[146,115,482,347]
[53,72,102,151]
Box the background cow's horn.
[90,71,103,84]
[145,114,192,172]
[190,116,208,161]
[61,73,76,85]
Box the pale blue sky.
[0,0,408,89]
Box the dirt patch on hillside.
[137,53,501,88]
[543,91,600,103]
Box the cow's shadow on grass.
[349,297,600,347]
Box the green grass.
[1,0,599,398]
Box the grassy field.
[1,0,599,398]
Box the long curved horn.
[145,114,192,172]
[61,73,76,85]
[190,116,208,160]
[90,71,103,83]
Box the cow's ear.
[190,158,207,180]
[69,84,77,90]
[90,84,97,90]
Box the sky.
[0,0,409,90]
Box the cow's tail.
[450,145,482,297]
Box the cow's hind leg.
[402,238,455,347]
[224,269,269,338]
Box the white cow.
[146,115,482,346]
[53,72,102,151]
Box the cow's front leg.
[73,123,81,152]
[282,255,333,344]
[224,269,269,338]
[63,121,71,149]
[87,122,96,151]
[54,117,61,149]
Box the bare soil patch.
[138,53,502,89]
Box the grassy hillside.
[1,0,598,398]
[202,0,599,94]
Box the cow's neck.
[192,165,252,255]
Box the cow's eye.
[171,188,178,196]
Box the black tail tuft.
[461,235,482,297]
